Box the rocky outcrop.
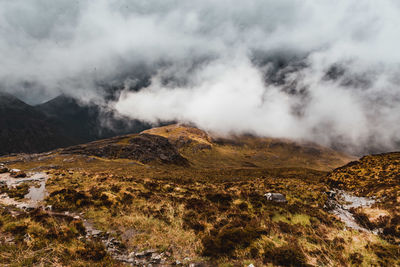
[62,133,189,166]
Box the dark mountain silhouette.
[0,92,150,155]
[0,92,72,155]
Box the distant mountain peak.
[0,91,29,108]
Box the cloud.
[1,0,400,153]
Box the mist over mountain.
[2,3,400,265]
[1,0,400,154]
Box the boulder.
[10,169,27,178]
[264,192,287,203]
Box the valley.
[0,124,398,266]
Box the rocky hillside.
[62,133,189,166]
[0,125,398,266]
[59,124,352,170]
[143,124,353,171]
[327,152,400,245]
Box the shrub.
[76,241,107,261]
[202,225,265,257]
[264,244,308,267]
[47,188,92,210]
[183,210,205,232]
[349,252,363,265]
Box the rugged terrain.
[0,124,399,266]
[327,153,400,245]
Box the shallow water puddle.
[23,173,48,201]
[0,172,49,208]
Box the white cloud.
[1,0,400,153]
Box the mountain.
[36,94,150,145]
[60,123,353,171]
[0,92,72,155]
[35,95,103,144]
[143,124,354,170]
[0,93,150,155]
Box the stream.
[327,189,376,233]
[0,169,169,266]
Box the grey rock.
[264,192,287,203]
[135,249,156,258]
[128,252,136,258]
[90,229,102,236]
[150,253,162,264]
[326,190,337,198]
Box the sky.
[1,0,400,154]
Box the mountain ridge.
[0,93,149,155]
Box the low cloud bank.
[1,0,400,153]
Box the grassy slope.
[143,124,353,171]
[0,124,398,266]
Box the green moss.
[272,213,291,224]
[291,214,311,226]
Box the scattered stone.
[90,229,102,237]
[10,169,27,178]
[0,164,8,173]
[150,253,162,264]
[264,192,287,203]
[24,233,32,243]
[44,205,52,211]
[326,190,337,198]
[327,189,377,232]
[135,249,156,258]
[128,251,136,258]
[4,237,15,245]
